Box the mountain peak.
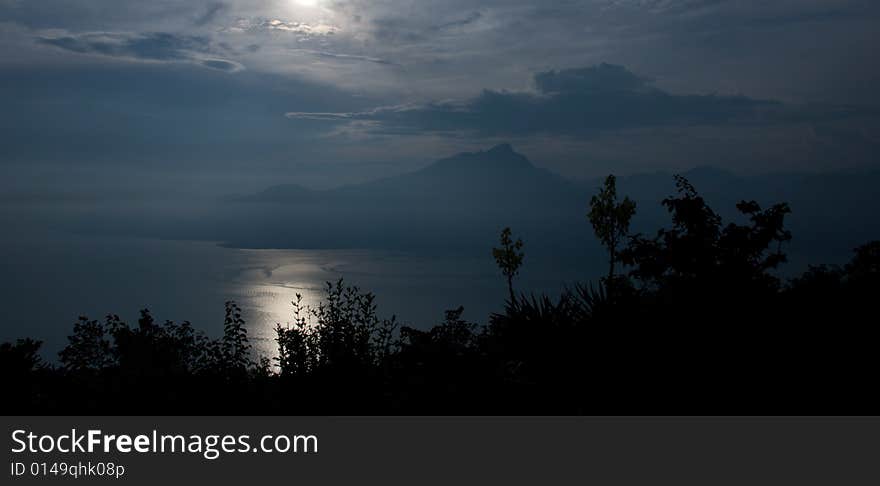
[424,144,535,175]
[487,143,514,154]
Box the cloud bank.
[37,31,243,71]
[287,64,786,136]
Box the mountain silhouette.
[218,144,589,252]
[234,183,317,203]
[200,144,880,262]
[242,144,581,207]
[53,144,880,266]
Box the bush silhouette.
[275,279,397,377]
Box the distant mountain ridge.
[83,143,876,266]
[239,144,762,206]
[238,143,578,204]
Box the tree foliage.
[492,227,525,301]
[588,174,636,290]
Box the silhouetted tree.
[1,338,44,376]
[846,241,880,281]
[275,293,316,378]
[588,174,636,296]
[111,310,212,377]
[59,317,114,372]
[492,227,525,301]
[219,301,253,377]
[275,279,398,377]
[622,175,790,293]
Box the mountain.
[221,144,880,266]
[220,144,591,253]
[56,143,880,269]
[242,143,582,207]
[232,183,317,203]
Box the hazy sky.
[2,0,879,196]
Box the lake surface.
[0,229,590,362]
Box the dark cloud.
[200,58,242,72]
[287,63,785,136]
[534,64,651,95]
[36,31,242,71]
[290,49,396,66]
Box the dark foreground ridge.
[2,175,878,414]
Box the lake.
[0,228,591,362]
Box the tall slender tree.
[492,227,525,302]
[588,175,636,295]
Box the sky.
[2,0,879,198]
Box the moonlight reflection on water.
[227,251,352,360]
[223,248,512,362]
